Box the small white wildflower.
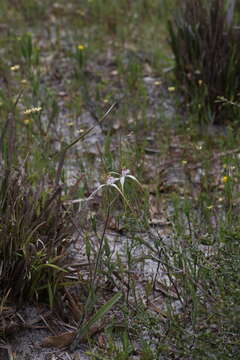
[11,64,20,71]
[23,106,42,115]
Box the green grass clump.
[0,173,73,307]
[168,0,240,124]
[0,116,76,308]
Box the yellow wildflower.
[78,44,85,51]
[198,79,203,86]
[154,81,161,86]
[206,205,214,210]
[221,176,229,184]
[168,86,175,92]
[23,118,31,125]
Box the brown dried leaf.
[148,301,167,320]
[41,332,75,349]
[41,325,101,349]
[98,334,106,348]
[65,289,83,322]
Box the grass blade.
[70,291,122,350]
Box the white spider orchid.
[65,169,142,210]
[88,169,142,207]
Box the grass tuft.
[168,0,240,124]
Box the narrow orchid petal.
[87,184,106,200]
[126,175,143,188]
[109,183,130,206]
[109,171,120,176]
[120,175,125,190]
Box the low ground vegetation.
[0,1,240,359]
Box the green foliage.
[71,292,122,350]
[168,0,240,124]
[0,84,75,307]
[2,1,240,358]
[0,168,75,306]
